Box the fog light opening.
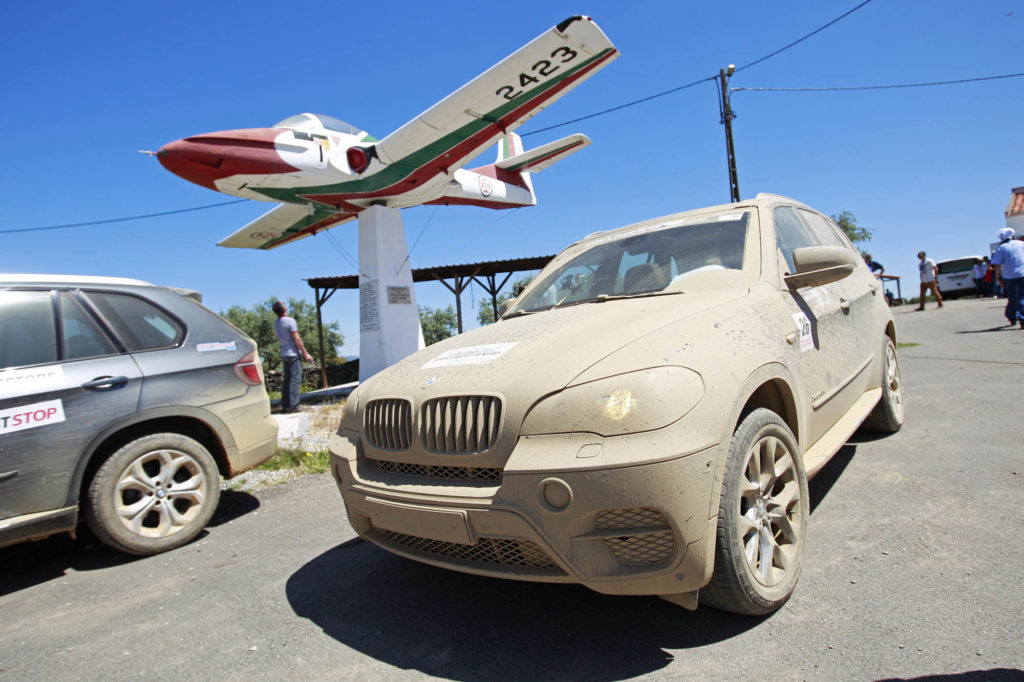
[539,478,573,512]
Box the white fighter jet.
[157,16,618,249]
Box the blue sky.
[3,1,1021,356]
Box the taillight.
[234,350,264,386]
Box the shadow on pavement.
[287,542,766,681]
[808,444,856,514]
[881,670,1024,681]
[207,489,261,527]
[0,489,259,596]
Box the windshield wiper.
[552,290,683,309]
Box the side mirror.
[497,298,516,318]
[785,246,856,288]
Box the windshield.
[274,113,362,135]
[509,212,749,314]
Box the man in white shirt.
[916,251,943,311]
[991,227,1024,328]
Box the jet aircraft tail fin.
[495,133,590,174]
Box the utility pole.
[718,64,740,203]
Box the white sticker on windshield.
[717,213,744,221]
[0,365,66,400]
[421,343,518,369]
[793,312,814,352]
[0,399,66,435]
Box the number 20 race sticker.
[793,312,814,352]
[0,399,66,435]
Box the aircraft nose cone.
[156,138,224,189]
[156,128,299,193]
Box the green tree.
[419,305,458,345]
[221,296,342,372]
[831,210,872,244]
[478,275,535,325]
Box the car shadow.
[808,443,856,514]
[207,489,261,527]
[0,490,259,596]
[286,541,768,681]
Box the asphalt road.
[2,297,1022,681]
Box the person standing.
[991,228,1024,328]
[971,258,987,297]
[916,251,943,310]
[272,300,314,413]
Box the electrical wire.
[734,0,874,73]
[525,0,874,137]
[731,72,1024,93]
[0,199,248,235]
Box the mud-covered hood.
[356,287,746,415]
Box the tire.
[84,433,221,555]
[861,336,904,434]
[702,408,809,615]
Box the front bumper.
[330,428,721,597]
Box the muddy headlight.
[520,367,704,437]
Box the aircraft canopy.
[275,113,362,136]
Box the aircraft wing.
[372,16,617,176]
[494,133,590,173]
[218,202,357,250]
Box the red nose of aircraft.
[157,128,299,190]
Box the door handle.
[839,298,851,312]
[82,375,128,391]
[869,282,880,294]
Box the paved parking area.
[1,297,1022,681]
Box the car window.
[774,206,847,274]
[938,258,976,274]
[511,213,748,313]
[85,292,184,351]
[59,292,119,361]
[0,290,58,370]
[797,210,848,250]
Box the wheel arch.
[707,363,802,518]
[70,408,235,510]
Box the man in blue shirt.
[272,300,314,413]
[991,227,1024,328]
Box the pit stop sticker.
[0,399,66,435]
[0,365,66,400]
[793,312,814,352]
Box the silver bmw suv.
[0,275,278,555]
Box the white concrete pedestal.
[357,205,424,380]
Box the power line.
[524,76,717,137]
[0,199,248,235]
[732,72,1024,93]
[734,0,874,73]
[525,0,874,137]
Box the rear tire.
[702,408,809,615]
[84,433,220,555]
[862,336,904,434]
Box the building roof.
[306,255,555,290]
[1007,186,1024,218]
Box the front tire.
[84,433,221,555]
[861,336,904,434]
[702,408,809,615]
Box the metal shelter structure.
[306,255,554,386]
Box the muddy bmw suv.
[329,194,903,614]
[0,275,278,555]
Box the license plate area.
[364,497,473,544]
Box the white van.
[936,256,983,298]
